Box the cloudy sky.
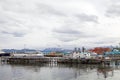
[0,0,120,49]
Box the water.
[0,62,120,80]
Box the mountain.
[2,49,37,53]
[2,48,72,54]
[42,48,72,54]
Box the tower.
[82,47,85,52]
[74,47,77,52]
[78,48,81,53]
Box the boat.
[0,49,10,57]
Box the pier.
[1,56,60,64]
[57,58,112,65]
[0,56,113,65]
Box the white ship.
[12,51,44,57]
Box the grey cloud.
[1,31,26,37]
[12,32,25,37]
[37,3,65,16]
[54,33,96,42]
[0,19,7,24]
[106,1,120,17]
[53,28,81,42]
[0,14,10,25]
[0,16,27,37]
[0,0,65,17]
[53,27,96,42]
[76,14,98,23]
[53,28,81,35]
[106,5,120,17]
[55,36,79,42]
[92,37,119,45]
[0,11,23,26]
[94,41,113,44]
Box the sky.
[0,0,120,49]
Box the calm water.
[0,62,120,80]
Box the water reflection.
[97,66,113,78]
[0,62,120,80]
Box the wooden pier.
[57,58,112,65]
[2,56,60,64]
[0,56,117,65]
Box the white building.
[80,52,91,59]
[64,48,98,59]
[90,52,97,59]
[72,51,97,59]
[72,52,80,59]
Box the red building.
[89,47,111,55]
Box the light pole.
[24,44,26,53]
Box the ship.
[0,49,10,57]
